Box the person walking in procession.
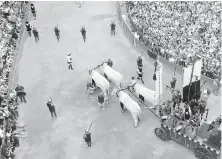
[54,25,60,41]
[83,129,91,148]
[110,21,116,36]
[15,85,27,103]
[25,21,32,37]
[67,53,74,70]
[137,66,144,84]
[80,25,86,42]
[32,27,39,42]
[46,99,57,118]
[30,3,36,18]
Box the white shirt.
[67,55,72,63]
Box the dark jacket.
[110,23,116,30]
[47,103,55,111]
[81,28,86,35]
[83,132,91,142]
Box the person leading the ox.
[46,99,57,118]
[137,66,144,84]
[137,55,143,68]
[97,92,105,110]
[107,58,113,67]
[87,81,96,98]
[129,76,137,91]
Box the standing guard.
[110,21,116,36]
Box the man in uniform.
[83,129,91,148]
[97,92,105,110]
[15,85,27,103]
[137,66,144,84]
[110,21,116,36]
[80,26,86,42]
[107,58,113,67]
[30,4,36,18]
[25,21,32,36]
[170,76,177,89]
[32,27,39,42]
[46,99,57,118]
[67,53,74,70]
[54,25,60,41]
[137,55,143,68]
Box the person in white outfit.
[67,53,74,70]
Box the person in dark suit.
[83,130,91,148]
[110,21,116,36]
[46,99,57,118]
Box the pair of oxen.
[86,60,158,128]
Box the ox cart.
[155,116,221,159]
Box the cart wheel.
[155,128,168,141]
[194,146,212,159]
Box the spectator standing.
[110,21,116,36]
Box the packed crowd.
[0,1,28,158]
[126,1,221,79]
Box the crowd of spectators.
[0,1,28,158]
[126,1,221,79]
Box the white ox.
[132,83,158,107]
[116,90,141,128]
[98,61,123,96]
[86,66,110,98]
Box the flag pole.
[187,53,197,101]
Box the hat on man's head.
[68,53,71,56]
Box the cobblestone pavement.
[13,2,220,159]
